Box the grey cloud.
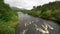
[4,0,56,10]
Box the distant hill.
[21,1,60,23]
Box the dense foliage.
[0,0,17,21]
[22,1,60,22]
[0,0,18,34]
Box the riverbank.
[0,15,18,34]
[16,12,60,34]
[20,1,60,24]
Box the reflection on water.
[20,22,54,34]
[15,12,60,34]
[21,29,28,34]
[36,22,54,34]
[19,21,54,34]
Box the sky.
[4,0,56,10]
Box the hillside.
[21,1,60,23]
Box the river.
[15,12,60,34]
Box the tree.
[0,0,15,21]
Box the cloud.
[4,0,56,10]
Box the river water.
[15,12,60,34]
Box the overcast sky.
[4,0,56,10]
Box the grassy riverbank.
[0,15,18,34]
[0,0,60,34]
[0,0,18,34]
[21,1,60,23]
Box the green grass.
[0,15,18,34]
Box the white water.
[15,12,60,34]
